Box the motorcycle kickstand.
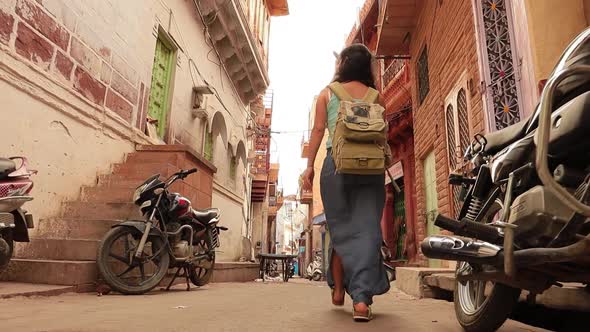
[184,266,191,291]
[165,266,184,291]
[164,266,192,291]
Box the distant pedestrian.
[302,44,391,322]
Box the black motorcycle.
[97,168,227,295]
[421,27,590,331]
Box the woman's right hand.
[302,166,314,191]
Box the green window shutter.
[148,37,174,139]
[204,131,214,162]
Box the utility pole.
[290,207,294,255]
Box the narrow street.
[0,281,545,332]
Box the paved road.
[0,280,547,332]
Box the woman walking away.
[302,44,391,322]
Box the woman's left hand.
[302,167,314,191]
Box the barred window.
[417,45,430,105]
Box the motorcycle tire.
[189,253,215,286]
[97,226,170,295]
[189,236,215,287]
[312,271,322,281]
[0,230,13,272]
[454,272,521,332]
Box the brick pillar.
[403,139,419,262]
[381,185,395,253]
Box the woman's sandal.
[352,305,372,322]
[331,288,345,306]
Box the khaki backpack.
[328,82,391,175]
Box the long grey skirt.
[320,152,390,305]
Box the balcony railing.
[382,59,408,89]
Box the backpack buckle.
[359,158,368,166]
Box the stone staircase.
[0,145,216,290]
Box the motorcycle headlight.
[133,184,147,203]
[139,200,152,214]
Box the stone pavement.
[0,280,548,332]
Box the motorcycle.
[306,250,323,281]
[0,157,36,272]
[97,168,228,295]
[421,27,590,331]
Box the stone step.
[0,259,97,286]
[96,175,146,188]
[124,151,180,165]
[79,186,134,203]
[35,218,119,240]
[61,202,141,220]
[14,238,99,261]
[112,162,177,177]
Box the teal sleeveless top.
[325,94,340,149]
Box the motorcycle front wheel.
[453,200,520,331]
[454,262,521,332]
[97,226,170,295]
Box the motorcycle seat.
[483,115,531,155]
[192,208,219,222]
[0,158,16,179]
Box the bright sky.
[268,0,365,195]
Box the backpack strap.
[363,88,380,104]
[328,82,353,101]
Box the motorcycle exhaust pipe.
[435,214,503,245]
[421,235,501,265]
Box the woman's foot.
[331,288,345,306]
[352,303,372,322]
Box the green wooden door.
[148,37,174,139]
[424,152,440,267]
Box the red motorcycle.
[0,157,36,271]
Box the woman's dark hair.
[332,44,376,89]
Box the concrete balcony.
[300,189,313,205]
[301,141,309,158]
[195,0,269,103]
[266,0,289,16]
[268,205,278,217]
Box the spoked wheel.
[454,200,520,332]
[189,238,215,286]
[97,226,170,295]
[454,262,521,332]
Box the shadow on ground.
[510,303,590,332]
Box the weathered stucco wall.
[212,189,247,261]
[524,0,589,81]
[0,76,135,222]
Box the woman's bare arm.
[306,89,329,168]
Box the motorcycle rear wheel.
[97,226,170,295]
[189,238,215,286]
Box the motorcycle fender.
[11,208,30,242]
[113,220,166,239]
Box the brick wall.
[0,0,148,127]
[408,0,484,259]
